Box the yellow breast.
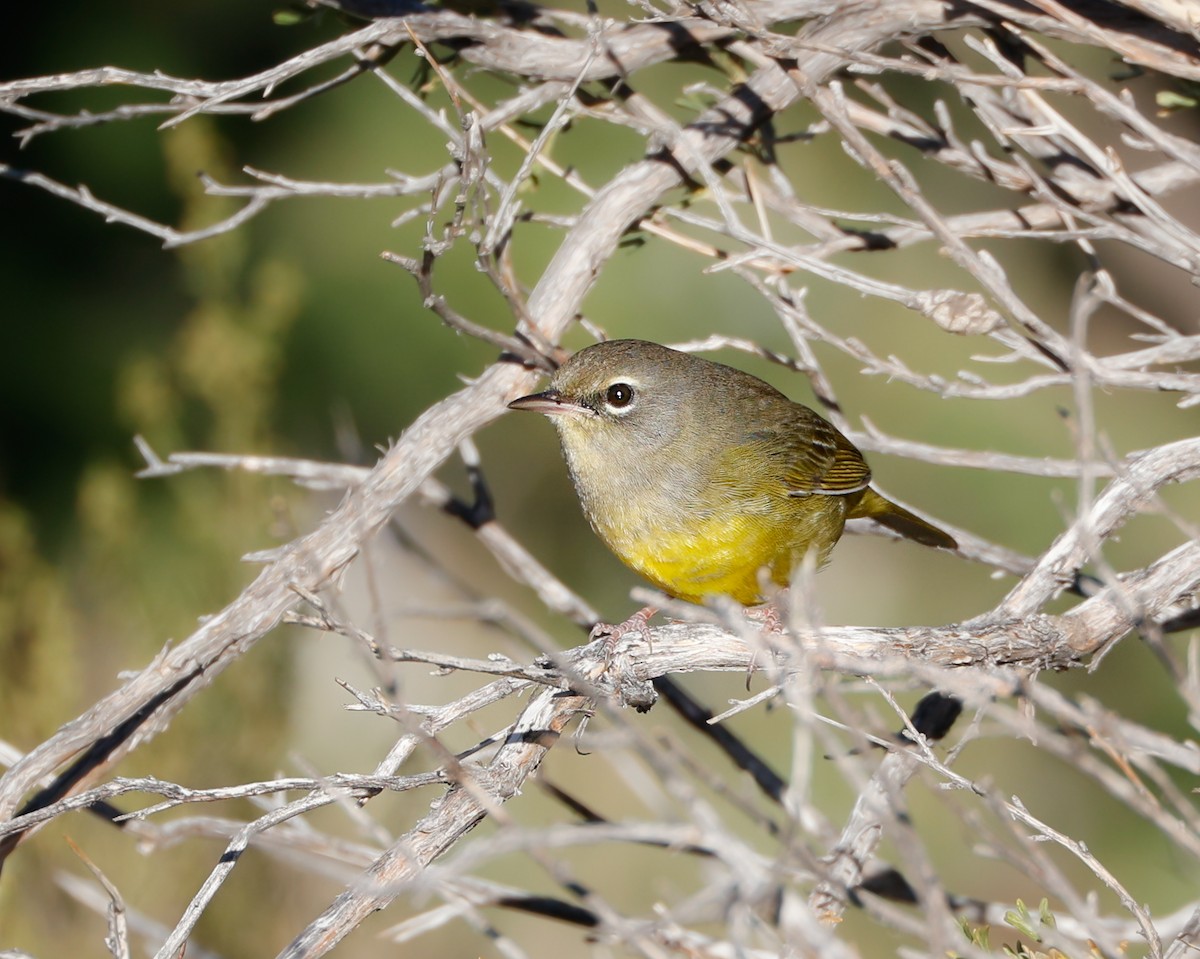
[601,497,848,606]
[552,401,862,607]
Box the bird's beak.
[507,389,594,417]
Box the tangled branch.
[3,1,1200,957]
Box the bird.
[508,339,955,619]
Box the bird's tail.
[848,488,957,551]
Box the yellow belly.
[608,502,846,606]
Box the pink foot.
[744,602,786,633]
[590,605,658,645]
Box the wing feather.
[716,396,870,498]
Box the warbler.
[508,339,956,608]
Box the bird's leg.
[743,596,788,634]
[589,605,658,645]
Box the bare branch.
[6,0,1200,956]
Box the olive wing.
[741,400,870,497]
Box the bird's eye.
[605,383,635,408]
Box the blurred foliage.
[959,899,1078,959]
[1,16,309,943]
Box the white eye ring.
[605,382,635,409]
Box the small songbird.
[508,339,955,609]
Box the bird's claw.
[589,605,658,652]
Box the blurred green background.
[2,2,1199,956]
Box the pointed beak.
[507,389,594,417]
